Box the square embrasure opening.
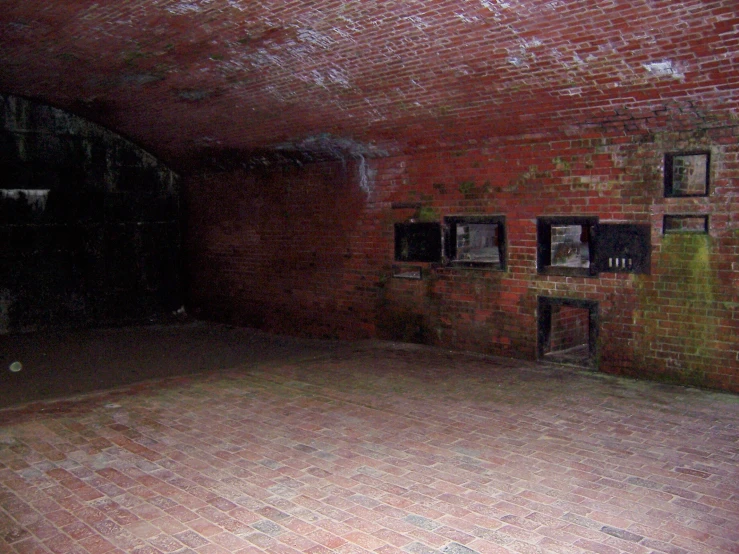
[537,217,597,276]
[538,297,598,369]
[664,151,710,197]
[445,215,506,269]
[394,222,442,263]
[551,225,589,268]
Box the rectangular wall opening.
[663,214,709,234]
[551,224,589,268]
[664,151,710,197]
[444,215,506,269]
[394,222,442,263]
[538,297,598,369]
[537,216,597,276]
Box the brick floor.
[1,332,738,554]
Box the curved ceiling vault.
[1,0,736,170]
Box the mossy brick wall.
[0,94,181,333]
[370,128,738,391]
[186,110,738,391]
[378,128,739,390]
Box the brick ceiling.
[1,0,736,168]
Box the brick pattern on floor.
[1,342,738,554]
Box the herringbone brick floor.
[1,329,738,554]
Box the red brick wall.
[185,115,739,392]
[372,131,738,391]
[548,305,589,353]
[185,161,377,339]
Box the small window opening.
[537,217,597,276]
[663,214,708,234]
[394,222,442,263]
[445,215,506,269]
[457,223,499,263]
[551,225,590,268]
[538,297,598,369]
[664,151,710,197]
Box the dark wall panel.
[0,94,182,333]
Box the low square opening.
[538,297,598,369]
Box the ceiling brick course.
[1,0,736,167]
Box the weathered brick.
[0,1,737,390]
[186,124,738,391]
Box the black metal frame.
[593,223,651,274]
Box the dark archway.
[0,94,182,333]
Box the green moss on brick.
[634,234,721,387]
[416,206,439,222]
[458,180,475,194]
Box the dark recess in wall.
[0,94,182,333]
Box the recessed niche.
[394,222,442,263]
[537,217,598,276]
[593,223,651,274]
[444,215,506,269]
[664,151,710,197]
[663,214,709,234]
[538,297,598,369]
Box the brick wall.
[0,0,736,388]
[548,305,589,353]
[186,108,739,392]
[185,160,377,339]
[371,129,738,391]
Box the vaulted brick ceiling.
[1,0,736,168]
